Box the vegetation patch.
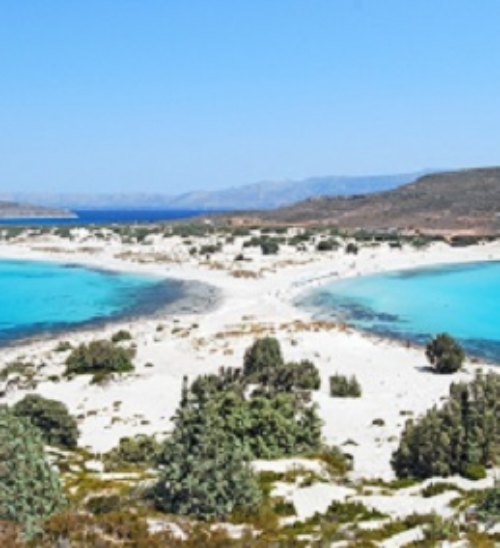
[392,370,500,479]
[12,394,79,450]
[65,340,135,382]
[329,373,362,397]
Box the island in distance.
[0,200,76,220]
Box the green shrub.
[421,514,460,543]
[199,244,221,255]
[329,373,362,397]
[104,434,161,471]
[316,239,338,251]
[315,500,385,524]
[0,360,36,381]
[154,339,326,520]
[421,482,460,498]
[0,407,65,540]
[310,446,353,476]
[462,463,486,481]
[65,340,135,378]
[111,330,132,343]
[392,371,500,479]
[54,341,72,352]
[243,339,321,393]
[12,394,79,450]
[260,240,279,255]
[345,242,359,254]
[450,235,482,247]
[477,482,500,524]
[263,360,321,393]
[243,337,284,380]
[154,391,262,520]
[425,333,465,374]
[86,495,122,515]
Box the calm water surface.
[0,209,222,226]
[0,260,186,344]
[299,261,500,362]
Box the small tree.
[13,394,79,450]
[392,371,500,480]
[243,337,284,381]
[0,407,65,540]
[155,393,261,520]
[425,333,465,374]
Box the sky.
[1,1,500,194]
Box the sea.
[298,261,500,363]
[0,260,188,345]
[0,209,214,226]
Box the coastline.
[294,259,500,365]
[1,236,500,481]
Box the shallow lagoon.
[0,260,205,344]
[299,261,500,362]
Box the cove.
[298,261,500,362]
[0,259,215,345]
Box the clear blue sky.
[1,1,500,193]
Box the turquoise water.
[0,260,186,344]
[299,261,500,362]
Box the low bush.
[103,434,161,471]
[462,463,487,481]
[260,240,279,255]
[316,239,338,251]
[65,340,135,379]
[392,370,500,479]
[345,242,359,254]
[12,394,79,450]
[425,333,465,374]
[111,330,132,343]
[421,482,460,498]
[477,483,500,524]
[85,495,122,515]
[54,341,72,352]
[329,373,362,397]
[263,360,321,393]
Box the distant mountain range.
[231,167,500,233]
[1,171,429,211]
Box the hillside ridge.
[227,166,500,233]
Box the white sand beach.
[0,229,499,537]
[0,232,498,476]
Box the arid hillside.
[226,167,500,234]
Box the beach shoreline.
[0,234,499,482]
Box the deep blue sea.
[0,209,214,226]
[0,260,187,344]
[299,261,500,362]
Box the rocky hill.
[230,167,500,233]
[0,201,75,220]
